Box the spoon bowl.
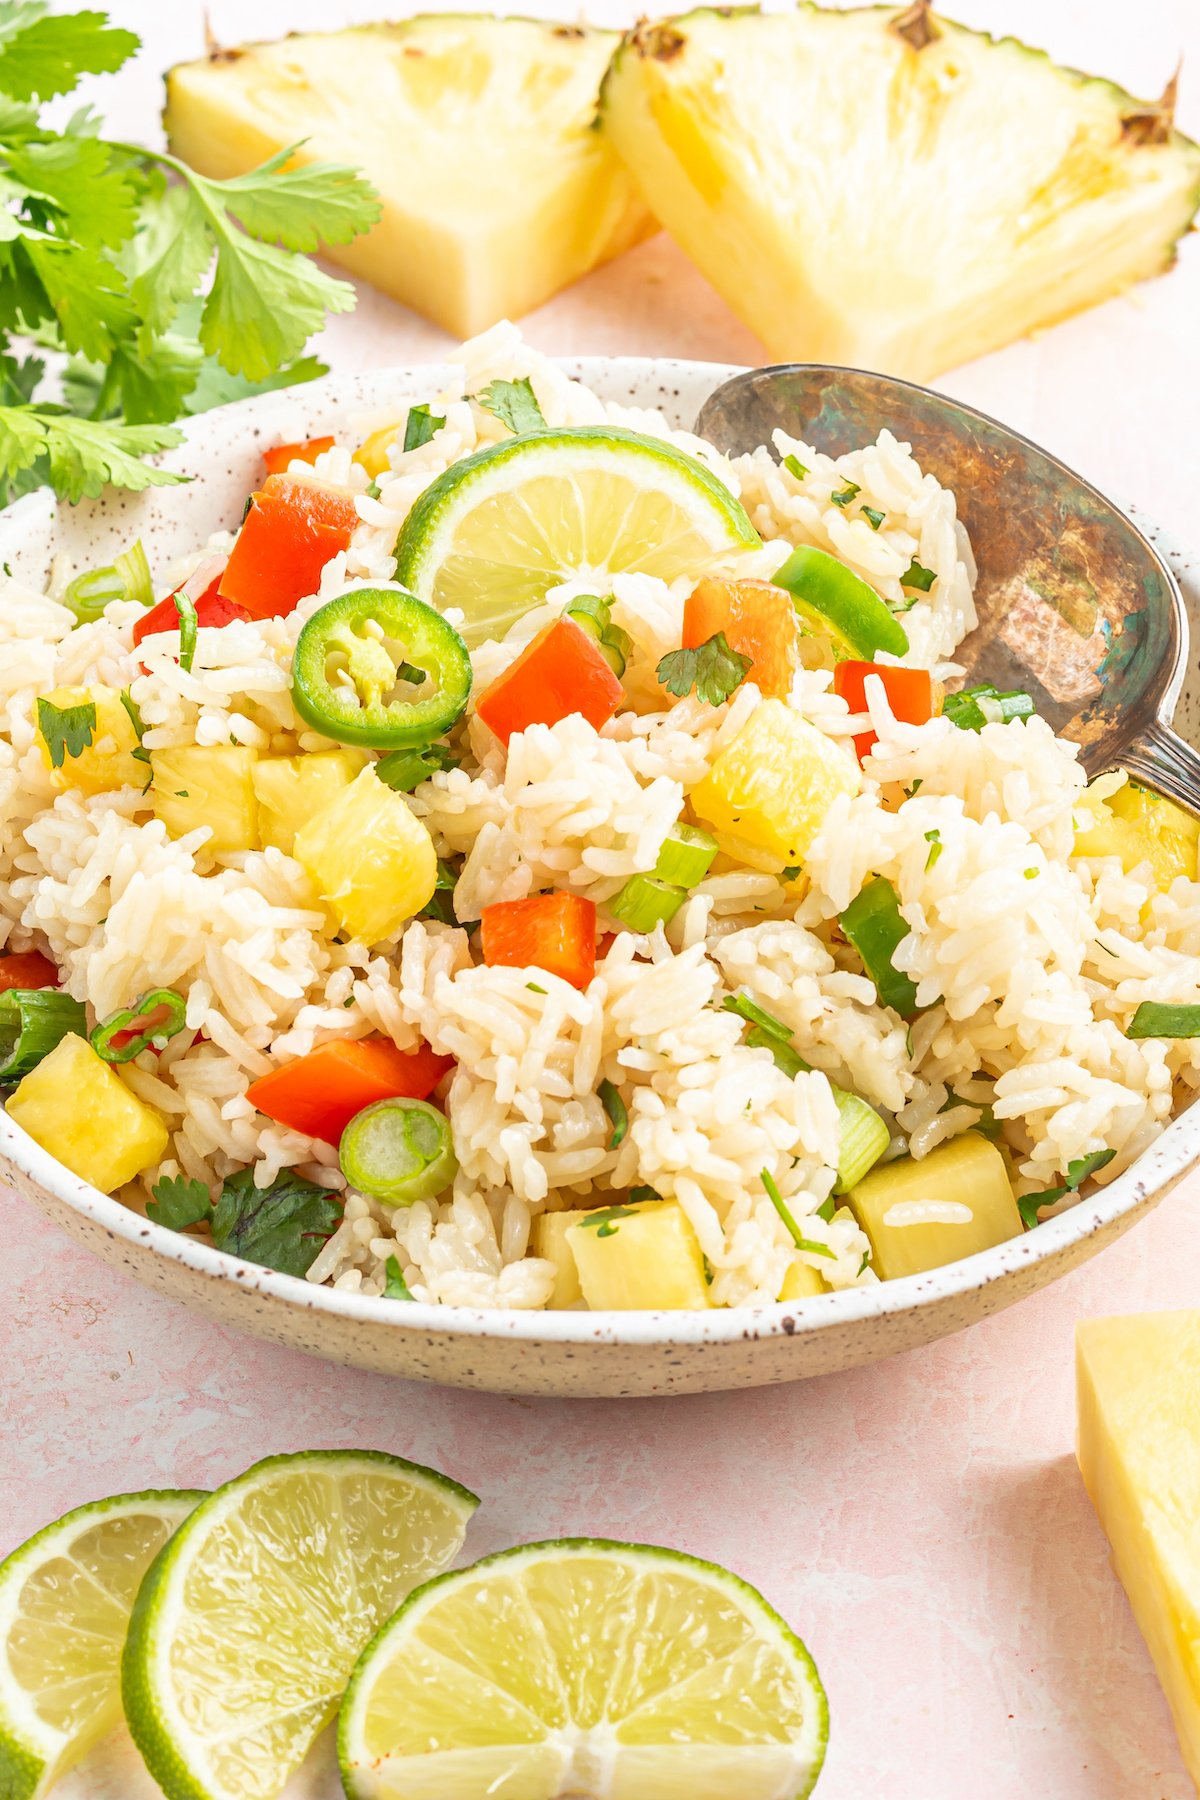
[696,364,1200,809]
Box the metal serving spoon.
[696,365,1200,811]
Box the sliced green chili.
[339,1096,457,1205]
[840,876,920,1017]
[0,988,86,1082]
[91,988,188,1063]
[293,587,472,749]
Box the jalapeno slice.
[292,587,472,749]
[91,988,188,1063]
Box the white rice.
[3,322,1197,1310]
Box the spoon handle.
[1119,718,1200,819]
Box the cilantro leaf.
[598,1078,628,1149]
[375,742,458,792]
[146,1174,211,1231]
[383,1254,413,1301]
[404,403,445,452]
[656,631,752,708]
[475,376,545,435]
[901,558,937,592]
[830,480,861,509]
[35,693,94,766]
[577,1203,639,1239]
[210,1167,342,1278]
[34,412,185,504]
[0,5,138,103]
[198,227,358,385]
[1018,1147,1116,1230]
[208,145,384,252]
[125,183,212,340]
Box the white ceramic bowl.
[2,357,1199,1398]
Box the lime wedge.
[122,1450,478,1800]
[773,543,909,661]
[0,1488,202,1800]
[394,426,761,649]
[338,1538,828,1800]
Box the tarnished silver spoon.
[696,365,1200,811]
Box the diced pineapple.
[567,1198,710,1310]
[34,685,145,795]
[846,1134,1021,1281]
[164,17,653,338]
[599,8,1200,381]
[1077,1312,1200,1788]
[6,1033,168,1192]
[1074,776,1199,889]
[690,698,859,871]
[531,1207,602,1308]
[355,421,406,481]
[779,1260,827,1302]
[252,749,368,856]
[293,764,437,944]
[150,746,260,855]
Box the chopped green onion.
[609,873,687,933]
[746,1025,807,1078]
[840,876,920,1017]
[782,453,808,481]
[900,558,936,592]
[816,1195,836,1222]
[0,988,86,1083]
[338,1097,457,1205]
[91,987,187,1063]
[526,982,547,995]
[172,586,198,674]
[598,1078,628,1149]
[833,1092,890,1192]
[1018,1146,1117,1229]
[375,742,458,792]
[654,822,718,889]
[1126,1002,1200,1039]
[628,1185,661,1205]
[419,858,459,927]
[924,829,942,871]
[760,1168,836,1259]
[830,481,861,509]
[62,538,153,624]
[113,540,154,608]
[722,991,792,1043]
[383,1254,414,1300]
[942,683,1035,732]
[861,506,885,531]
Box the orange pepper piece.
[0,950,59,992]
[682,578,800,700]
[832,661,936,761]
[245,1038,453,1145]
[480,893,597,991]
[262,436,336,477]
[219,474,359,621]
[475,616,623,746]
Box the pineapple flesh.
[165,16,655,338]
[599,5,1200,380]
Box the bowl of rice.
[2,327,1199,1398]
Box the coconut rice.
[2,322,1199,1311]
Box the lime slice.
[773,544,909,661]
[0,1488,202,1800]
[338,1538,828,1800]
[394,426,761,649]
[122,1450,478,1800]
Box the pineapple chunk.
[690,698,859,871]
[1077,1313,1200,1788]
[164,17,653,338]
[355,421,407,481]
[531,1208,602,1308]
[567,1198,710,1311]
[151,746,259,855]
[293,764,437,944]
[34,685,145,795]
[846,1134,1021,1280]
[779,1260,827,1302]
[6,1033,168,1192]
[600,9,1200,380]
[1075,776,1199,889]
[252,749,368,856]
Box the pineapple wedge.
[599,6,1200,380]
[1077,1313,1200,1788]
[164,16,654,337]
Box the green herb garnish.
[579,1203,639,1240]
[861,506,885,531]
[146,1174,212,1231]
[656,631,752,708]
[383,1254,414,1301]
[475,376,544,435]
[375,742,458,792]
[900,559,937,592]
[1125,1002,1200,1040]
[761,1168,836,1259]
[1018,1147,1117,1229]
[403,403,445,452]
[172,585,198,674]
[782,453,808,481]
[598,1078,628,1149]
[924,829,942,871]
[942,683,1035,732]
[210,1168,342,1277]
[830,481,861,509]
[36,695,95,768]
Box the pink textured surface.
[3,1,1200,1793]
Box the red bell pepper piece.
[833,661,937,761]
[262,436,336,477]
[682,578,799,700]
[0,950,59,993]
[259,472,360,535]
[480,893,597,991]
[475,616,623,747]
[219,475,359,621]
[133,587,248,650]
[245,1037,454,1145]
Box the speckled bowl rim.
[2,353,1198,1354]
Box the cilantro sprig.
[657,631,752,708]
[0,4,380,505]
[474,377,545,435]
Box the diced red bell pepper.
[262,436,336,478]
[0,950,59,993]
[245,1037,454,1146]
[476,616,623,747]
[480,893,597,991]
[833,661,938,761]
[133,588,248,650]
[219,475,359,621]
[682,578,800,700]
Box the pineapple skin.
[164,17,656,338]
[1077,1313,1200,1789]
[598,5,1200,381]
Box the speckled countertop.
[5,2,1200,1794]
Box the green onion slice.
[1125,1002,1200,1039]
[0,988,86,1083]
[91,988,187,1063]
[339,1096,457,1205]
[598,1078,628,1149]
[173,587,198,675]
[609,874,686,934]
[833,1092,890,1192]
[942,683,1035,732]
[62,539,153,625]
[840,877,920,1017]
[761,1169,836,1259]
[654,822,718,890]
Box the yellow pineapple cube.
[846,1134,1021,1280]
[6,1033,168,1192]
[150,746,259,855]
[779,1260,828,1301]
[293,764,436,944]
[566,1198,711,1311]
[1077,1312,1200,1789]
[354,420,407,481]
[530,1208,602,1308]
[34,685,146,796]
[252,749,368,856]
[690,698,860,871]
[1075,777,1199,889]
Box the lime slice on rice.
[121,1450,478,1800]
[393,426,761,649]
[0,1488,203,1800]
[338,1538,828,1800]
[773,543,909,661]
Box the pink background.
[5,2,1200,1793]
